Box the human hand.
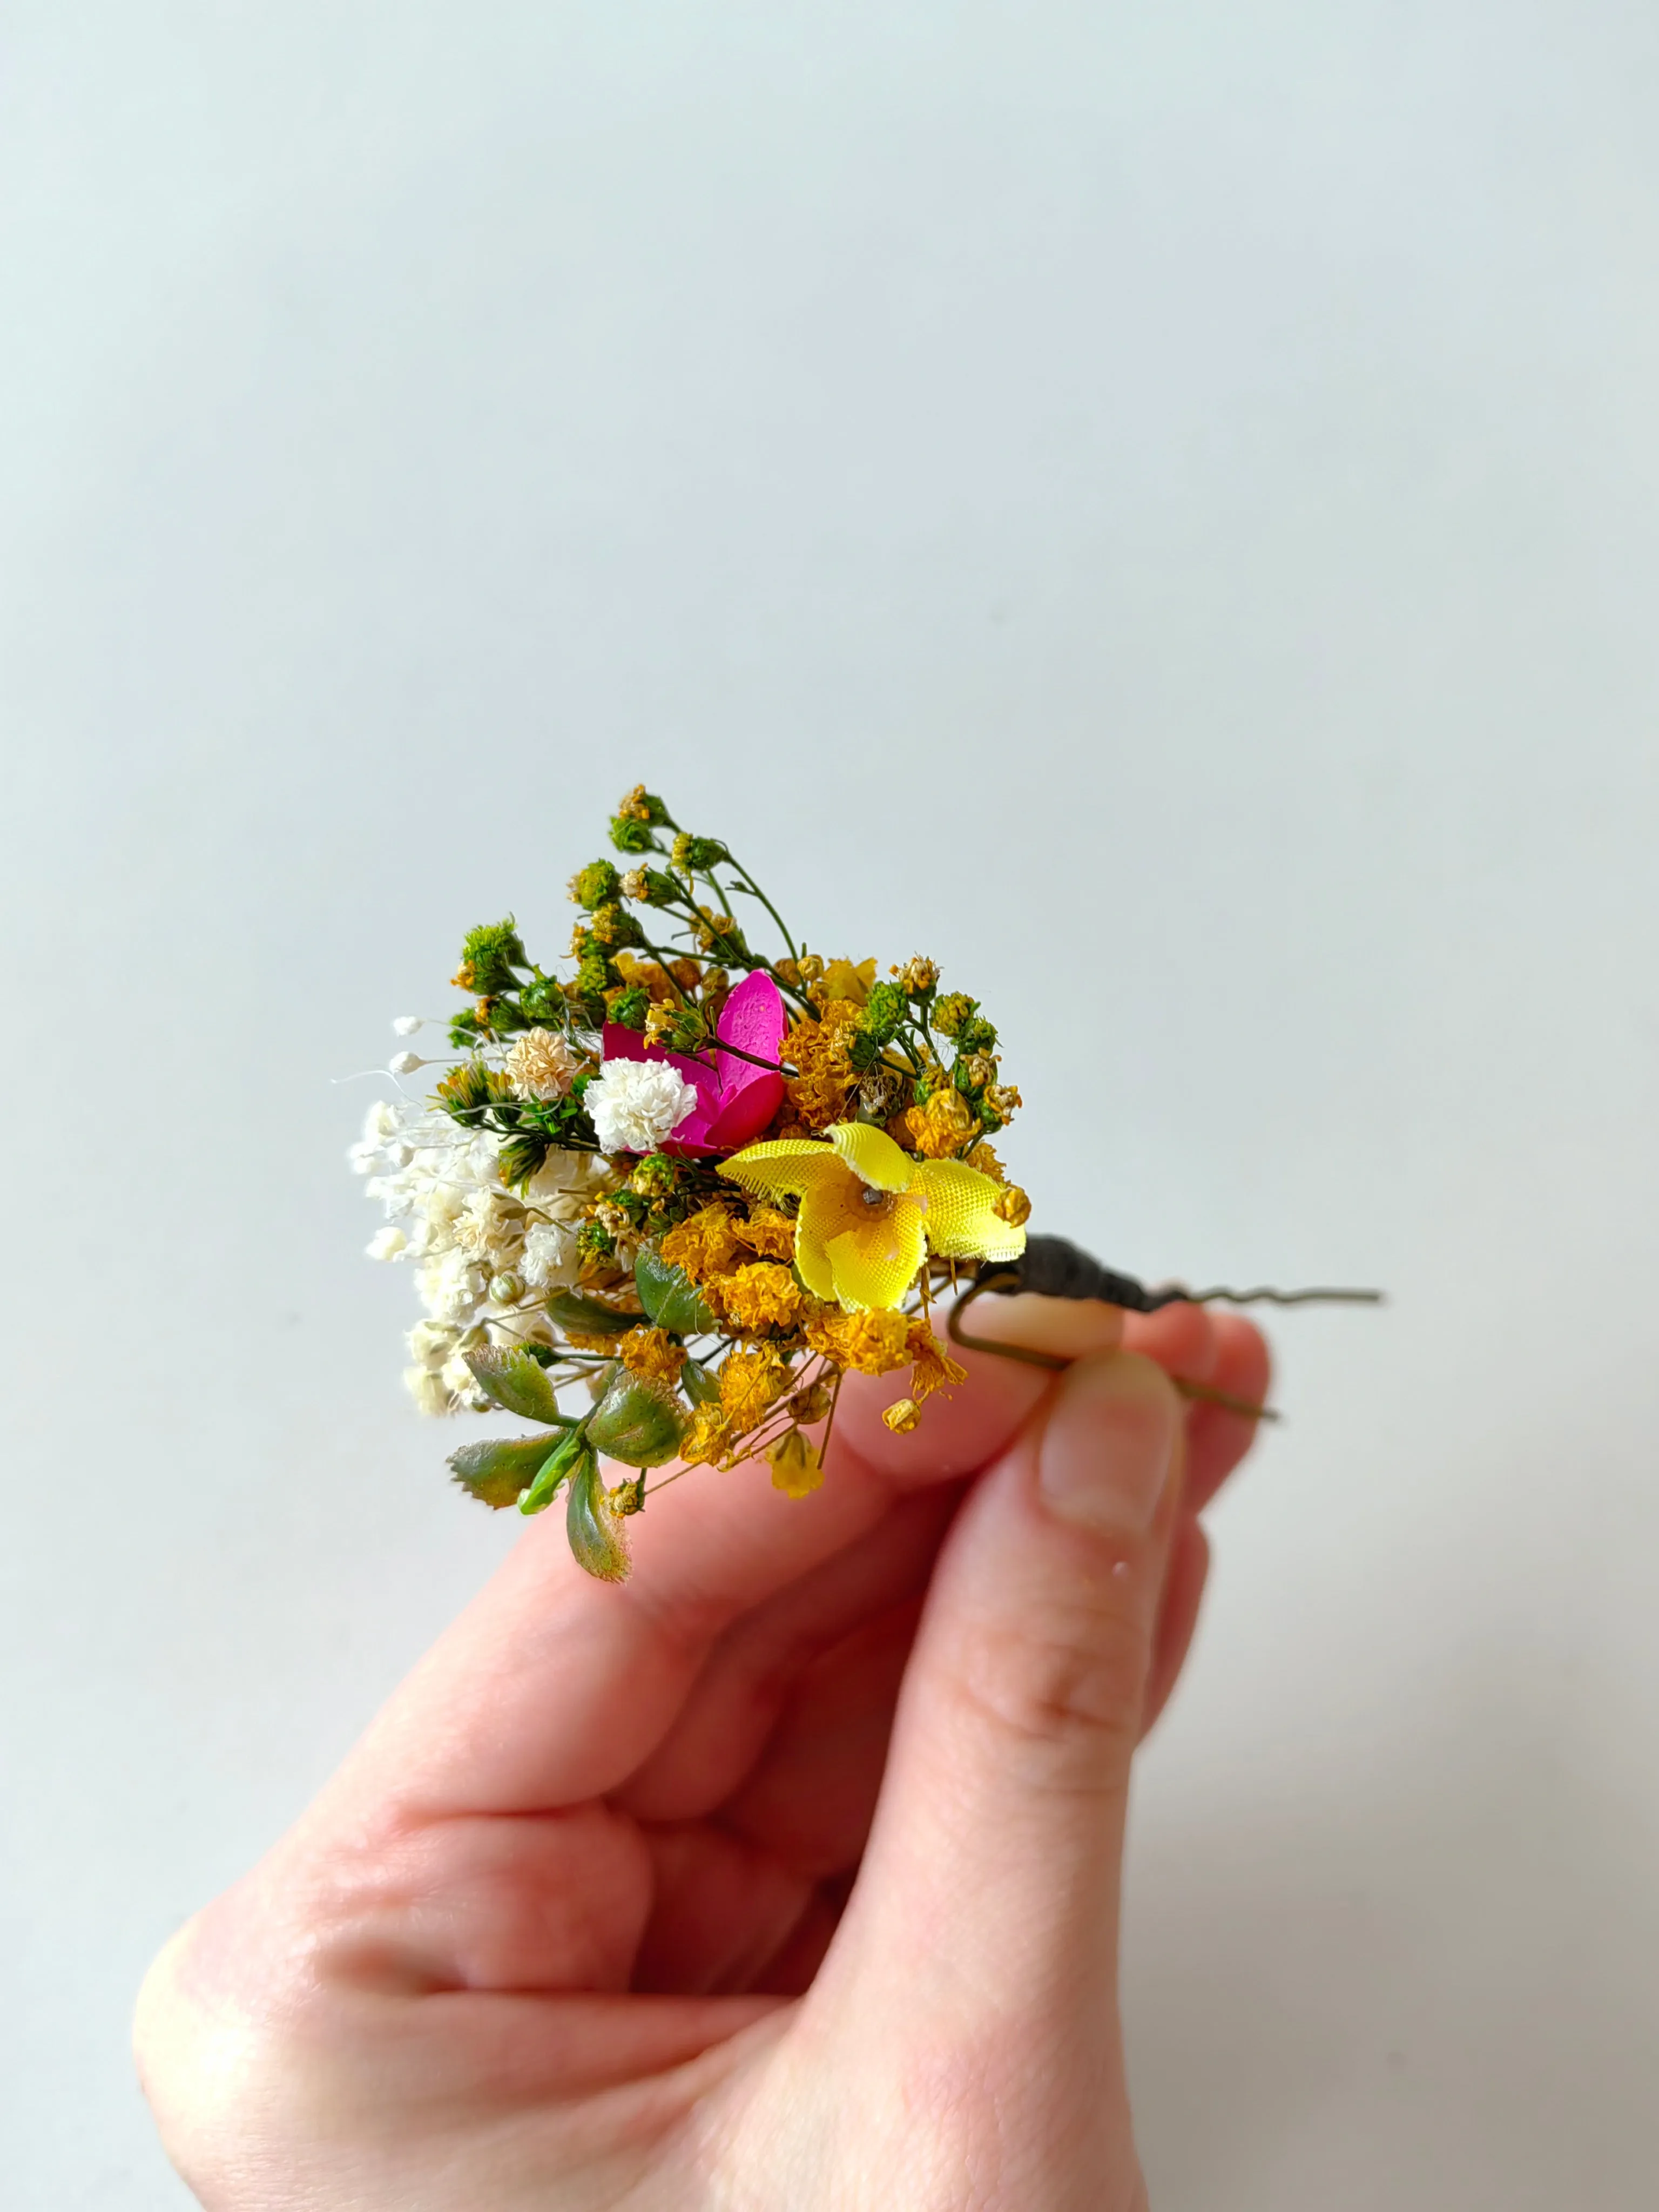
[136,1296,1267,2211]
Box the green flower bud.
[569,859,622,910]
[488,1271,525,1305]
[959,1014,999,1052]
[577,1217,616,1260]
[932,992,976,1038]
[671,831,731,871]
[436,1060,512,1127]
[609,814,658,854]
[607,984,650,1031]
[451,919,527,996]
[576,948,613,1000]
[497,1132,551,1189]
[859,980,906,1045]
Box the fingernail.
[1037,1352,1180,1534]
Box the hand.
[136,1297,1267,2211]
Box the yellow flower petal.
[826,1121,915,1193]
[795,1168,875,1301]
[822,1197,927,1311]
[720,1138,844,1205]
[913,1157,1028,1263]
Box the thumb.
[820,1350,1184,2043]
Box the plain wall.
[2,5,1656,2206]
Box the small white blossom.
[366,1225,407,1261]
[393,1015,424,1036]
[404,1365,451,1417]
[407,1320,455,1371]
[585,1058,698,1155]
[522,1219,581,1291]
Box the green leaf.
[544,1290,635,1338]
[682,1357,721,1408]
[449,1433,568,1510]
[463,1345,568,1425]
[634,1250,719,1336]
[565,1448,632,1580]
[519,1428,588,1516]
[586,1367,686,1468]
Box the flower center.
[857,1184,893,1215]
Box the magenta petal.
[703,1072,787,1152]
[601,1022,716,1100]
[713,972,788,1096]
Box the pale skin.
[135,1293,1270,2210]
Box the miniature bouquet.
[350,786,1035,1580]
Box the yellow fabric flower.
[720,1122,1027,1312]
[818,957,877,1005]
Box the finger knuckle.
[947,1599,1148,1783]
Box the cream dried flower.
[506,1028,582,1102]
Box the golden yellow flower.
[992,1183,1031,1228]
[733,1205,799,1263]
[718,1346,788,1429]
[660,1203,743,1286]
[804,1304,913,1374]
[769,1428,824,1498]
[719,1261,805,1334]
[782,1001,860,1130]
[679,1404,733,1467]
[881,1397,921,1435]
[618,1325,687,1390]
[722,1123,1027,1312]
[906,1323,967,1404]
[905,1084,977,1160]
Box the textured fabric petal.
[913,1158,1028,1263]
[827,1121,916,1193]
[823,1196,928,1311]
[719,1139,842,1204]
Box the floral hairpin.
[352,784,1377,1582]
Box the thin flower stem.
[728,860,801,963]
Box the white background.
[3,6,1657,2206]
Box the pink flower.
[599,972,787,1158]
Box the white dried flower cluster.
[350,1097,610,1415]
[584,1058,698,1154]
